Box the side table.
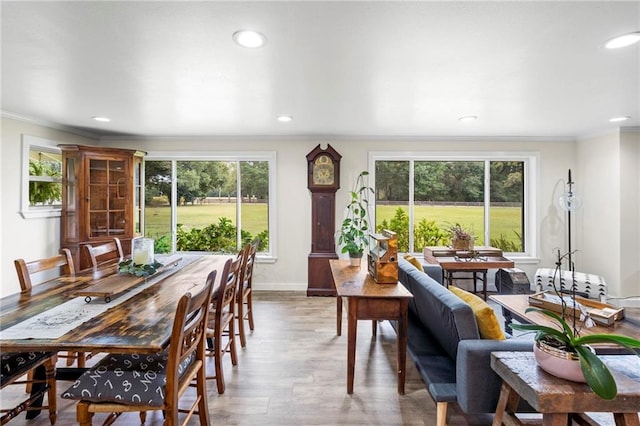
[490,352,640,426]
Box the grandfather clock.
[306,144,341,296]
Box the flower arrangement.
[511,250,640,399]
[447,223,474,250]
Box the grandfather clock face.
[312,155,335,186]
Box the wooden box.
[528,291,624,327]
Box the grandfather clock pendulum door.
[306,144,341,296]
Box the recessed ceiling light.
[92,116,111,122]
[609,116,631,123]
[604,32,640,49]
[277,115,293,123]
[458,115,478,122]
[233,30,266,48]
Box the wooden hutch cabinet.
[59,144,145,270]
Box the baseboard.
[254,282,308,292]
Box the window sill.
[19,208,62,219]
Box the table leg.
[337,296,342,336]
[397,300,408,395]
[492,381,519,426]
[482,271,487,300]
[613,412,640,426]
[446,271,453,288]
[542,413,570,426]
[347,298,358,394]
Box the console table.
[329,259,413,395]
[491,352,640,426]
[424,246,514,300]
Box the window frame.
[145,151,277,262]
[20,135,63,219]
[369,151,538,260]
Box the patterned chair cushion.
[0,352,53,387]
[61,350,195,407]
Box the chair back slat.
[14,248,75,291]
[82,237,124,271]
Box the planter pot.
[451,237,474,251]
[533,339,586,383]
[349,252,363,268]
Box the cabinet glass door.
[88,158,127,238]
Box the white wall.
[620,129,640,300]
[0,117,97,295]
[576,129,640,301]
[576,131,621,296]
[5,116,636,301]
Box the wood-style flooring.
[1,290,612,426]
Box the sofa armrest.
[456,339,533,414]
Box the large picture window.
[144,153,275,258]
[371,153,535,257]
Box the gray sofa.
[397,257,532,426]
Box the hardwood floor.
[5,291,500,425]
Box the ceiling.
[1,1,639,140]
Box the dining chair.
[14,248,75,292]
[236,239,258,347]
[82,237,124,271]
[14,248,85,376]
[206,255,241,394]
[1,351,57,425]
[61,270,215,426]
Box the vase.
[533,339,586,383]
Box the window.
[144,152,276,259]
[20,135,63,219]
[370,152,536,257]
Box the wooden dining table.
[0,254,229,356]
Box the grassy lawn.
[376,204,522,246]
[145,204,268,238]
[145,203,521,247]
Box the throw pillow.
[449,286,506,340]
[403,254,424,272]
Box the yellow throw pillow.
[403,254,424,272]
[449,286,506,340]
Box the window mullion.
[408,160,415,253]
[236,161,242,249]
[484,160,491,247]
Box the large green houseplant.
[511,253,640,400]
[338,171,374,265]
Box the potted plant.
[447,223,474,251]
[511,254,640,400]
[338,171,374,267]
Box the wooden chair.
[14,249,85,373]
[82,238,124,271]
[0,352,57,425]
[236,240,257,348]
[206,255,241,394]
[61,271,215,426]
[14,248,75,292]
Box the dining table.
[0,254,230,354]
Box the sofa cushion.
[403,254,424,272]
[449,286,505,340]
[399,257,479,360]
